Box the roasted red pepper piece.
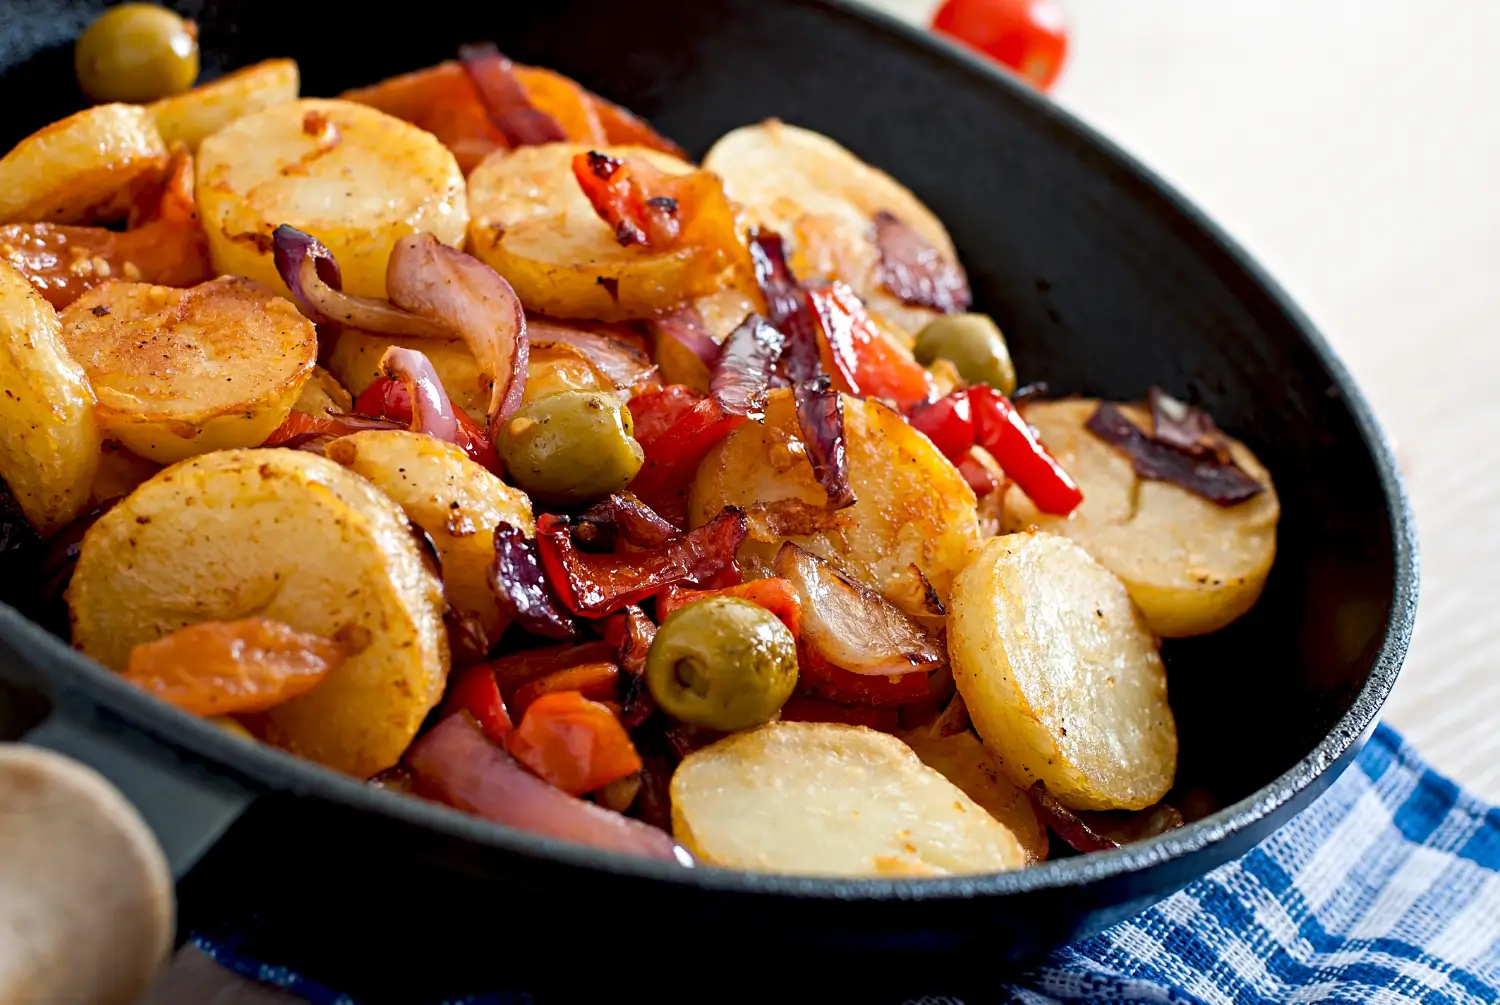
[571,150,684,248]
[599,605,658,728]
[535,508,748,618]
[968,385,1082,515]
[626,386,747,527]
[506,691,643,795]
[510,662,620,720]
[796,644,931,707]
[906,391,976,463]
[657,578,802,645]
[482,640,617,700]
[441,662,513,745]
[779,693,899,731]
[957,452,999,498]
[355,376,501,475]
[807,282,933,408]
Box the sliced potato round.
[149,59,300,151]
[292,366,353,416]
[0,104,168,224]
[197,98,467,299]
[948,532,1177,811]
[689,388,979,615]
[0,261,101,535]
[1002,399,1279,638]
[898,725,1049,863]
[466,142,741,321]
[324,330,488,424]
[58,277,316,463]
[90,442,160,507]
[326,430,534,655]
[67,448,449,777]
[671,722,1025,876]
[702,120,953,337]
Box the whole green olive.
[499,390,644,504]
[913,313,1017,395]
[646,597,798,732]
[75,3,200,104]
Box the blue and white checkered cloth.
[196,723,1500,1004]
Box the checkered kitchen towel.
[196,723,1500,1004]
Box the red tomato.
[931,0,1070,92]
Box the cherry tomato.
[931,0,1070,92]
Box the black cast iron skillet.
[0,0,1416,1000]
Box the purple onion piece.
[1030,782,1120,854]
[269,224,450,338]
[872,210,971,314]
[1085,402,1264,506]
[748,229,822,384]
[489,521,578,640]
[378,346,462,445]
[710,314,784,418]
[793,376,855,509]
[458,42,568,147]
[647,307,721,370]
[529,318,659,392]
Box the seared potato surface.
[899,725,1049,863]
[150,59,300,151]
[67,448,449,777]
[948,532,1177,811]
[0,104,168,225]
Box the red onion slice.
[1086,402,1264,506]
[489,522,578,641]
[749,229,820,383]
[647,306,721,370]
[528,318,658,393]
[774,542,944,677]
[406,713,692,864]
[378,347,462,445]
[711,314,784,418]
[872,210,971,315]
[386,233,529,427]
[458,43,568,147]
[792,377,855,509]
[270,225,450,338]
[1029,782,1120,854]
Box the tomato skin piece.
[506,691,643,795]
[441,663,513,745]
[931,0,1070,92]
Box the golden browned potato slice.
[1002,399,1279,637]
[702,120,953,337]
[324,331,488,424]
[898,725,1049,863]
[90,442,159,506]
[0,104,168,224]
[58,277,317,463]
[671,722,1025,876]
[0,262,101,534]
[292,366,353,416]
[67,449,449,777]
[948,532,1177,811]
[326,430,534,655]
[149,59,300,151]
[466,143,741,321]
[689,388,980,615]
[197,98,467,299]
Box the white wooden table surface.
[146,1,1500,999]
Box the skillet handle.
[24,701,253,881]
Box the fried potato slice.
[689,388,980,615]
[671,722,1025,876]
[292,366,353,416]
[949,532,1177,811]
[196,98,467,299]
[67,448,449,777]
[0,104,168,224]
[326,430,534,656]
[324,330,489,425]
[702,120,953,337]
[466,143,742,321]
[149,59,300,151]
[898,725,1049,863]
[58,277,316,463]
[1002,399,1279,637]
[90,441,159,506]
[0,261,101,534]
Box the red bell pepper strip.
[795,644,931,707]
[906,391,976,462]
[482,640,617,700]
[657,578,802,645]
[626,386,747,527]
[441,663,513,745]
[968,385,1082,515]
[957,452,999,498]
[505,691,643,795]
[807,282,933,408]
[510,662,620,720]
[355,375,501,475]
[535,508,748,618]
[599,605,658,729]
[779,693,899,731]
[571,150,683,248]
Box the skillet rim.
[0,0,1417,901]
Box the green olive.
[913,313,1017,395]
[499,390,644,504]
[646,597,798,732]
[75,4,200,104]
